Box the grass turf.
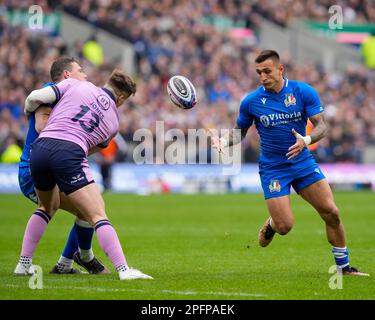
[0,192,374,300]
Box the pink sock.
[95,220,128,270]
[21,209,51,258]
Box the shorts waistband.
[34,137,84,153]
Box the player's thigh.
[30,138,59,215]
[35,185,60,217]
[59,189,102,223]
[65,182,107,225]
[266,195,294,227]
[298,179,338,214]
[59,191,83,217]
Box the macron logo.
[261,98,267,105]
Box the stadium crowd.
[60,0,375,28]
[1,0,375,164]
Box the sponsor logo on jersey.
[97,94,111,110]
[269,180,281,193]
[259,111,302,127]
[284,93,296,107]
[261,98,267,105]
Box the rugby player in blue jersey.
[16,57,109,275]
[211,50,368,276]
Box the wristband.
[303,135,312,145]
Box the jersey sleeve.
[51,78,81,103]
[24,86,57,115]
[236,96,254,129]
[300,82,324,118]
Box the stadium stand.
[1,0,375,164]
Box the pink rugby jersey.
[39,78,119,154]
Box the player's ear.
[116,95,125,106]
[63,70,71,79]
[279,63,284,75]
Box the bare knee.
[278,223,293,235]
[83,212,108,227]
[38,204,58,217]
[273,219,294,235]
[320,205,341,226]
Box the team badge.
[269,180,281,193]
[284,93,296,107]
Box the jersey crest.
[269,180,281,193]
[284,93,296,107]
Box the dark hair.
[254,50,280,64]
[107,69,137,97]
[50,57,77,82]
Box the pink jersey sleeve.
[51,78,82,102]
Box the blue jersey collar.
[263,77,288,94]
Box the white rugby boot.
[119,267,153,280]
[14,263,35,276]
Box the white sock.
[116,265,129,272]
[79,248,94,263]
[57,256,74,272]
[19,256,32,267]
[269,218,274,229]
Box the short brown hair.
[107,69,136,97]
[254,50,280,64]
[50,57,76,82]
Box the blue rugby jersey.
[19,82,55,168]
[236,78,323,166]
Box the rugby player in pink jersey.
[16,57,109,275]
[15,70,152,280]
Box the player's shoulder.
[78,80,97,90]
[41,82,54,89]
[58,78,87,87]
[242,86,264,103]
[288,79,317,93]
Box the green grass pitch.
[1,192,374,300]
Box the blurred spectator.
[96,139,118,191]
[361,32,375,69]
[82,34,104,66]
[1,135,22,164]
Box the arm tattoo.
[309,113,328,144]
[227,125,249,146]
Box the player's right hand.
[208,129,226,154]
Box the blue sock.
[61,224,79,259]
[75,220,94,250]
[332,246,349,268]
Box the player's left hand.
[286,128,307,160]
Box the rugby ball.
[167,75,197,110]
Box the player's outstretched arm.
[209,125,249,154]
[286,113,327,160]
[24,86,57,116]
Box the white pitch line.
[3,284,266,297]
